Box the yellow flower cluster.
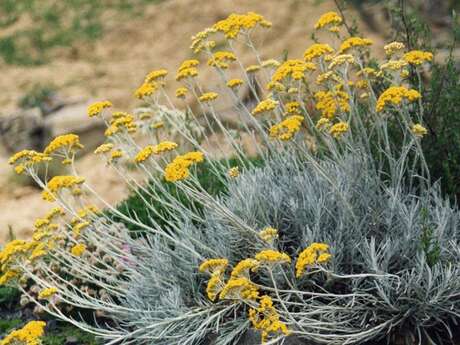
[261,59,280,68]
[213,12,272,39]
[403,50,433,65]
[176,59,199,81]
[380,59,408,71]
[135,141,178,163]
[42,175,85,202]
[134,81,158,100]
[245,64,260,73]
[87,100,112,117]
[329,121,349,138]
[328,54,355,69]
[226,78,243,89]
[269,115,304,141]
[314,11,342,30]
[339,37,373,53]
[249,295,290,343]
[384,41,405,56]
[190,27,217,53]
[304,43,334,62]
[376,86,421,112]
[285,101,300,114]
[71,243,86,257]
[259,227,278,243]
[175,87,188,98]
[164,151,205,182]
[228,166,240,178]
[207,51,237,69]
[271,59,316,82]
[44,134,83,155]
[251,98,279,116]
[38,287,58,299]
[230,258,259,278]
[411,123,427,138]
[316,117,331,131]
[145,69,168,83]
[8,150,51,174]
[94,143,114,154]
[198,92,219,103]
[316,71,342,85]
[105,113,137,136]
[295,242,331,278]
[0,320,46,345]
[314,90,350,118]
[220,277,259,300]
[255,249,291,265]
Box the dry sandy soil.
[0,0,386,244]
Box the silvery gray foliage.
[120,148,460,344]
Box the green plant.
[42,324,98,345]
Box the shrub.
[1,8,459,345]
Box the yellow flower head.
[176,59,199,81]
[380,59,408,71]
[227,78,244,89]
[249,295,290,343]
[164,151,205,182]
[220,277,259,300]
[339,37,373,54]
[213,12,272,39]
[384,41,405,56]
[255,249,291,265]
[38,287,58,300]
[252,98,279,116]
[191,27,217,53]
[329,121,349,138]
[8,150,51,174]
[271,59,316,83]
[328,54,355,69]
[259,227,278,243]
[261,59,280,68]
[42,175,85,202]
[304,43,334,62]
[87,100,112,117]
[145,69,168,83]
[175,87,188,99]
[403,50,433,65]
[71,243,86,257]
[0,320,46,345]
[105,113,137,136]
[199,92,219,103]
[296,242,331,278]
[411,124,427,138]
[44,134,83,155]
[207,51,237,69]
[376,86,421,112]
[285,101,300,114]
[199,258,229,274]
[314,90,350,118]
[231,258,259,278]
[135,82,158,99]
[246,65,261,73]
[315,117,331,131]
[269,115,304,141]
[228,166,240,178]
[94,143,114,154]
[135,141,178,163]
[315,12,342,30]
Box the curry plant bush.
[1,10,459,345]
